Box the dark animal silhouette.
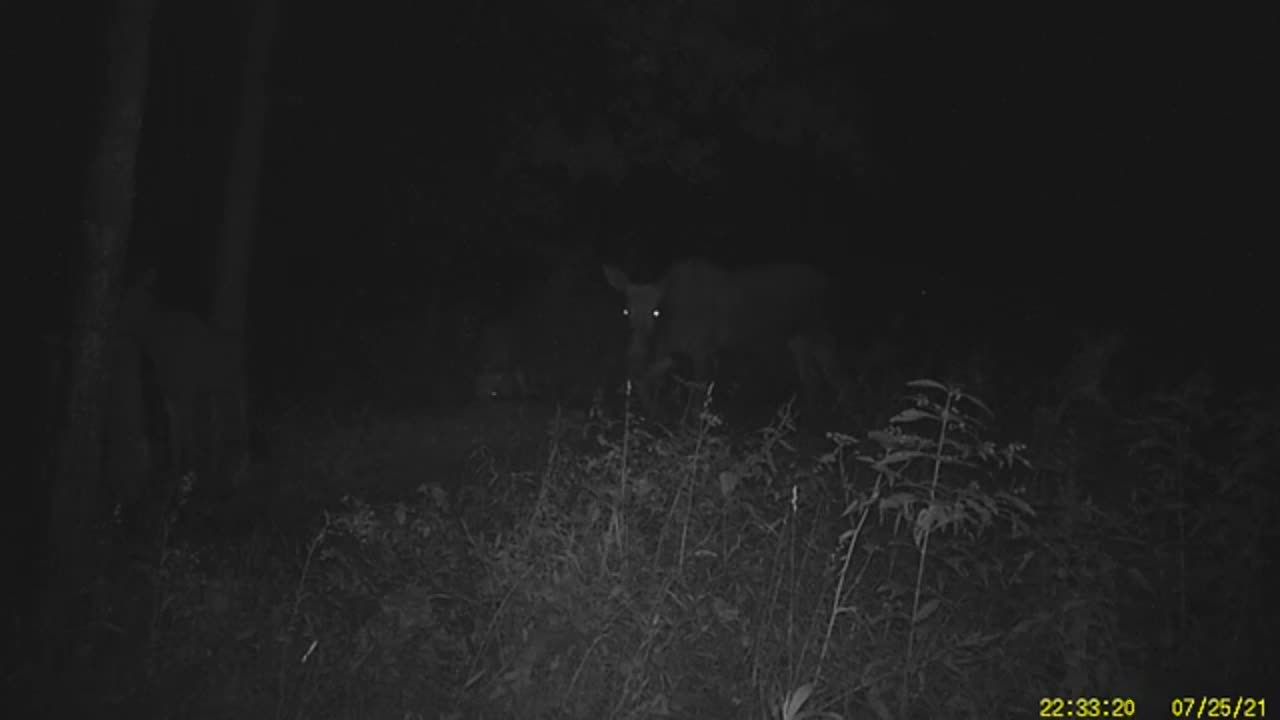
[603,259,847,409]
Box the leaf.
[719,470,740,497]
[780,683,814,720]
[890,408,935,424]
[913,598,941,623]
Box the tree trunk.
[206,0,279,491]
[42,0,158,692]
[213,0,279,332]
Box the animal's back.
[726,263,829,341]
[656,259,831,373]
[657,260,737,361]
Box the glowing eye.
[652,309,661,318]
[622,308,629,317]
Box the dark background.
[32,0,1274,404]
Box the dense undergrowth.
[24,364,1278,719]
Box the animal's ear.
[602,265,629,292]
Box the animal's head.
[602,265,668,380]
